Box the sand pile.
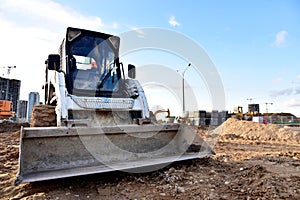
[213,118,300,143]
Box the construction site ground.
[0,118,300,200]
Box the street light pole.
[247,98,253,104]
[265,102,273,113]
[182,63,191,115]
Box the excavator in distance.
[15,27,214,184]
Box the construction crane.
[1,66,16,102]
[1,66,16,78]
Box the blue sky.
[0,0,300,116]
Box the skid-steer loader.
[15,27,214,184]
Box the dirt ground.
[0,119,300,200]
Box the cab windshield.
[69,35,119,92]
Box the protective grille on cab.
[71,96,134,109]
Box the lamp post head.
[183,63,192,76]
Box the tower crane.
[1,66,16,79]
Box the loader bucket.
[15,124,214,184]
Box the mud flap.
[15,124,214,184]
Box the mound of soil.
[213,118,300,143]
[0,122,29,133]
[0,120,299,199]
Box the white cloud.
[0,0,104,31]
[0,0,115,100]
[270,87,293,97]
[273,77,283,82]
[131,27,145,38]
[271,86,300,98]
[297,74,300,79]
[111,22,119,29]
[169,16,180,27]
[284,99,300,107]
[273,30,287,47]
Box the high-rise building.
[17,100,28,121]
[27,92,40,122]
[0,76,21,113]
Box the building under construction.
[0,76,21,113]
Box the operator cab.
[45,27,137,100]
[65,28,122,97]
